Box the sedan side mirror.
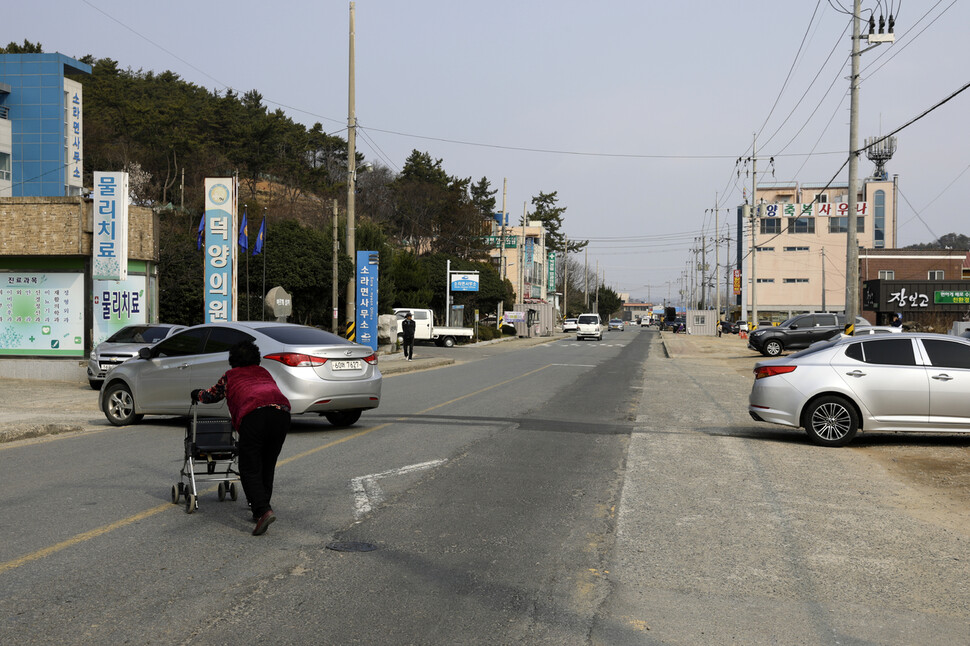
[138,347,153,360]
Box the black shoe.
[253,510,276,536]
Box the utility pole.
[821,247,827,312]
[519,202,526,305]
[498,178,507,326]
[700,234,708,309]
[594,260,600,314]
[584,248,589,309]
[844,0,862,331]
[714,194,721,320]
[563,234,568,319]
[750,133,759,327]
[344,1,357,328]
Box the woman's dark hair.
[228,340,261,368]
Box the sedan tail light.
[264,352,328,367]
[754,365,797,379]
[362,353,378,365]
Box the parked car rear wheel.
[103,382,144,426]
[325,410,362,427]
[803,396,858,447]
[763,339,784,356]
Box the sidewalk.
[0,332,566,444]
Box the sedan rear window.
[255,325,352,346]
[848,338,917,366]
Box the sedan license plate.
[331,359,362,371]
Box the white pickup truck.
[393,308,474,347]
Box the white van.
[576,313,602,341]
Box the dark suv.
[747,313,869,356]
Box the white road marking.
[351,459,447,519]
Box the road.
[2,328,970,645]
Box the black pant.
[403,335,414,359]
[237,406,290,518]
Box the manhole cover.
[326,541,377,552]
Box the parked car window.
[105,325,176,344]
[413,311,430,321]
[922,339,970,369]
[256,325,352,346]
[791,315,813,328]
[814,313,837,327]
[203,327,255,354]
[858,338,917,366]
[153,328,207,357]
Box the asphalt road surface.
[2,328,969,645]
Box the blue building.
[0,53,91,197]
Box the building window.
[761,218,781,234]
[783,278,809,284]
[816,194,828,203]
[828,216,865,234]
[873,190,886,248]
[756,246,774,252]
[928,270,944,280]
[788,217,815,234]
[784,246,809,252]
[756,278,775,283]
[878,270,894,280]
[0,152,10,181]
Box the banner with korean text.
[93,276,147,346]
[0,273,85,356]
[204,178,238,323]
[356,251,379,351]
[92,171,129,281]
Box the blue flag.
[253,218,266,256]
[238,210,248,251]
[196,213,205,250]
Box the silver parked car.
[749,332,970,447]
[99,322,381,428]
[562,318,579,333]
[87,324,187,389]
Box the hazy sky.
[8,0,969,301]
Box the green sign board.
[482,235,518,248]
[935,290,970,304]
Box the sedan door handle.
[845,370,866,378]
[178,363,190,370]
[932,373,954,381]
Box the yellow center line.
[1,363,554,574]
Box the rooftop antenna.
[865,135,896,180]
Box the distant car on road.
[576,313,603,341]
[608,318,625,331]
[750,332,970,447]
[99,321,382,427]
[87,324,187,390]
[562,318,578,332]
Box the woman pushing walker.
[192,340,291,536]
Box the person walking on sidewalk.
[401,312,416,361]
[192,340,291,536]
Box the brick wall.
[0,196,157,261]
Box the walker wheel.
[185,493,196,514]
[171,484,180,504]
[217,482,227,502]
[229,482,238,501]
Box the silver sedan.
[100,322,381,428]
[749,332,970,447]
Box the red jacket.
[198,365,290,430]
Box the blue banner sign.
[356,251,379,351]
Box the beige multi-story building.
[486,219,550,303]
[739,177,897,321]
